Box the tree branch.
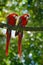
[0,23,43,31]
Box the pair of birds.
[6,13,29,57]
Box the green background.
[0,0,43,65]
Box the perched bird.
[15,14,30,57]
[6,13,18,56]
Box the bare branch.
[0,23,43,31]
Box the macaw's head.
[22,14,30,20]
[19,14,30,26]
[12,13,18,20]
[7,13,18,25]
[7,13,18,20]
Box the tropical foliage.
[0,0,43,65]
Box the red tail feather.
[18,33,22,57]
[6,30,11,56]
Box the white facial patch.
[26,15,29,20]
[13,15,15,17]
[13,15,18,19]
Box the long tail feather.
[6,29,11,56]
[18,33,22,57]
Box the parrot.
[6,13,18,56]
[15,14,30,57]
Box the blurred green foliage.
[0,0,43,65]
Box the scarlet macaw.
[6,13,18,56]
[15,14,29,57]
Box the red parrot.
[6,13,18,56]
[15,14,30,57]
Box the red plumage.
[15,14,29,57]
[18,33,22,57]
[6,13,18,56]
[6,29,11,56]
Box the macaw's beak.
[27,14,30,20]
[26,16,29,20]
[15,16,18,19]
